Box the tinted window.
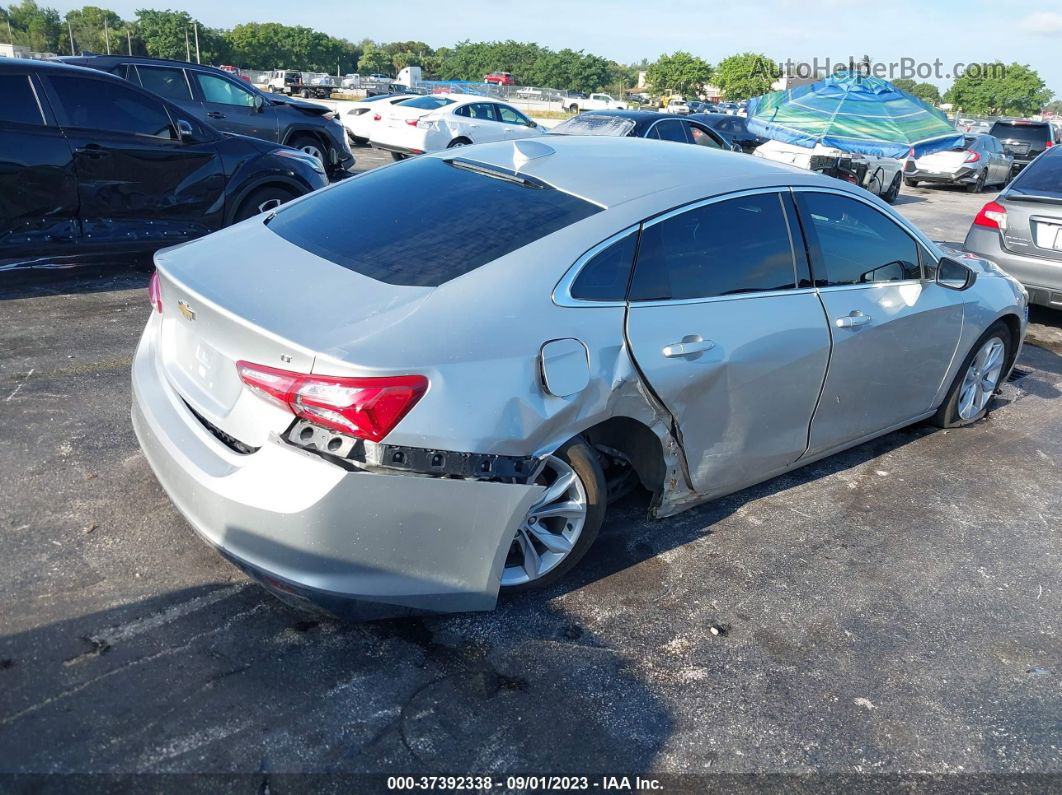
[267,157,602,287]
[49,76,174,138]
[990,122,1052,145]
[136,65,191,101]
[571,231,637,301]
[688,124,721,148]
[652,120,687,142]
[796,192,920,286]
[195,73,255,106]
[466,103,496,121]
[1010,150,1062,195]
[630,193,797,301]
[550,114,635,136]
[397,95,454,110]
[0,75,44,125]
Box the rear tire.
[447,137,472,148]
[233,185,296,223]
[967,169,986,193]
[500,437,607,594]
[883,172,902,204]
[931,321,1013,428]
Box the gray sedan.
[132,137,1029,619]
[964,144,1062,308]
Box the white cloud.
[1019,11,1062,34]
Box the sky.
[44,0,1062,97]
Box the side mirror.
[176,119,194,142]
[936,256,977,290]
[528,120,538,128]
[731,142,743,152]
[254,94,266,112]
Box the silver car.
[904,133,1013,192]
[131,137,1029,619]
[964,145,1062,308]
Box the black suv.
[988,119,1060,175]
[0,59,328,274]
[61,55,354,180]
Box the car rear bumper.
[906,167,976,184]
[965,226,1062,307]
[130,317,539,619]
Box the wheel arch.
[225,174,310,226]
[282,126,330,153]
[575,415,667,498]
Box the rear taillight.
[404,118,420,126]
[1046,141,1054,148]
[148,271,162,314]
[372,113,382,121]
[973,200,1007,230]
[235,361,428,443]
[964,151,981,163]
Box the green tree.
[713,52,776,101]
[2,0,62,53]
[64,6,124,55]
[909,82,941,105]
[944,62,1052,116]
[645,51,713,98]
[358,42,392,74]
[134,9,225,63]
[892,78,917,93]
[225,22,356,72]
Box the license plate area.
[1032,220,1062,251]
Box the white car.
[663,100,689,115]
[563,93,627,113]
[342,94,415,144]
[754,139,906,203]
[370,94,546,160]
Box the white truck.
[563,92,627,113]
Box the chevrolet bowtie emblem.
[177,300,196,321]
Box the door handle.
[207,111,226,119]
[835,311,872,328]
[662,337,716,357]
[74,144,109,159]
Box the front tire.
[288,134,326,165]
[931,321,1012,428]
[500,438,606,593]
[447,137,471,148]
[232,185,297,222]
[904,177,919,188]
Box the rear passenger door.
[462,102,507,143]
[0,71,80,269]
[624,190,832,499]
[793,189,965,454]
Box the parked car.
[754,139,906,203]
[369,94,545,160]
[550,110,736,152]
[689,112,768,153]
[662,99,690,115]
[340,73,360,89]
[484,71,514,86]
[563,93,627,113]
[0,59,328,274]
[964,144,1062,308]
[342,93,415,145]
[131,135,1027,619]
[903,134,1013,192]
[988,119,1060,175]
[718,102,741,115]
[60,55,354,180]
[217,64,250,83]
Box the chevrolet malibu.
[132,137,1028,619]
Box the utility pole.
[103,22,110,54]
[127,28,132,55]
[185,27,190,61]
[193,22,200,64]
[68,20,75,55]
[6,18,13,44]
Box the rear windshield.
[397,96,454,110]
[550,115,636,137]
[267,157,602,287]
[1010,151,1062,195]
[990,122,1051,144]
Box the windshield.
[1010,151,1062,196]
[550,115,636,137]
[990,122,1051,144]
[267,157,602,287]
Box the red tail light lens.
[404,118,419,126]
[1046,141,1054,148]
[148,271,162,313]
[964,151,981,163]
[236,361,428,443]
[372,113,382,121]
[973,200,1007,230]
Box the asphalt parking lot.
[1,156,1060,784]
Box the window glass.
[989,122,1052,145]
[396,95,454,110]
[497,105,530,125]
[195,73,256,107]
[466,103,497,121]
[267,157,602,287]
[796,192,921,286]
[688,124,720,148]
[135,65,191,101]
[0,75,44,125]
[49,75,174,138]
[630,193,797,301]
[1009,150,1062,195]
[571,231,637,301]
[550,114,636,136]
[653,119,688,143]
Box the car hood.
[268,94,330,114]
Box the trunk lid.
[1000,191,1062,261]
[914,149,967,174]
[153,216,432,442]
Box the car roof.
[424,135,830,209]
[0,56,125,79]
[689,112,744,123]
[59,54,234,76]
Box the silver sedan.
[132,136,1029,619]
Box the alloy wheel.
[300,143,324,161]
[957,336,1006,420]
[501,456,588,587]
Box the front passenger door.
[794,189,965,454]
[624,191,831,499]
[190,71,278,142]
[42,73,226,252]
